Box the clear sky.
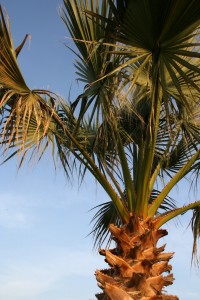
[0,1,199,300]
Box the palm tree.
[0,1,200,299]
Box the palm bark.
[96,217,178,300]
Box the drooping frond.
[191,206,200,266]
[89,201,123,248]
[0,7,64,165]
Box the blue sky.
[0,1,200,300]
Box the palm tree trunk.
[95,217,178,300]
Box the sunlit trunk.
[95,217,178,300]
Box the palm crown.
[61,0,200,248]
[0,1,200,299]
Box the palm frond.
[161,137,199,176]
[0,7,63,165]
[62,0,119,125]
[150,189,177,213]
[190,206,200,266]
[89,201,123,248]
[0,6,28,92]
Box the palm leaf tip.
[0,6,29,92]
[15,33,30,57]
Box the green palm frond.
[89,201,122,248]
[161,138,199,176]
[62,0,119,125]
[66,0,200,117]
[149,150,200,217]
[150,189,177,213]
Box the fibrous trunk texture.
[95,217,179,300]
